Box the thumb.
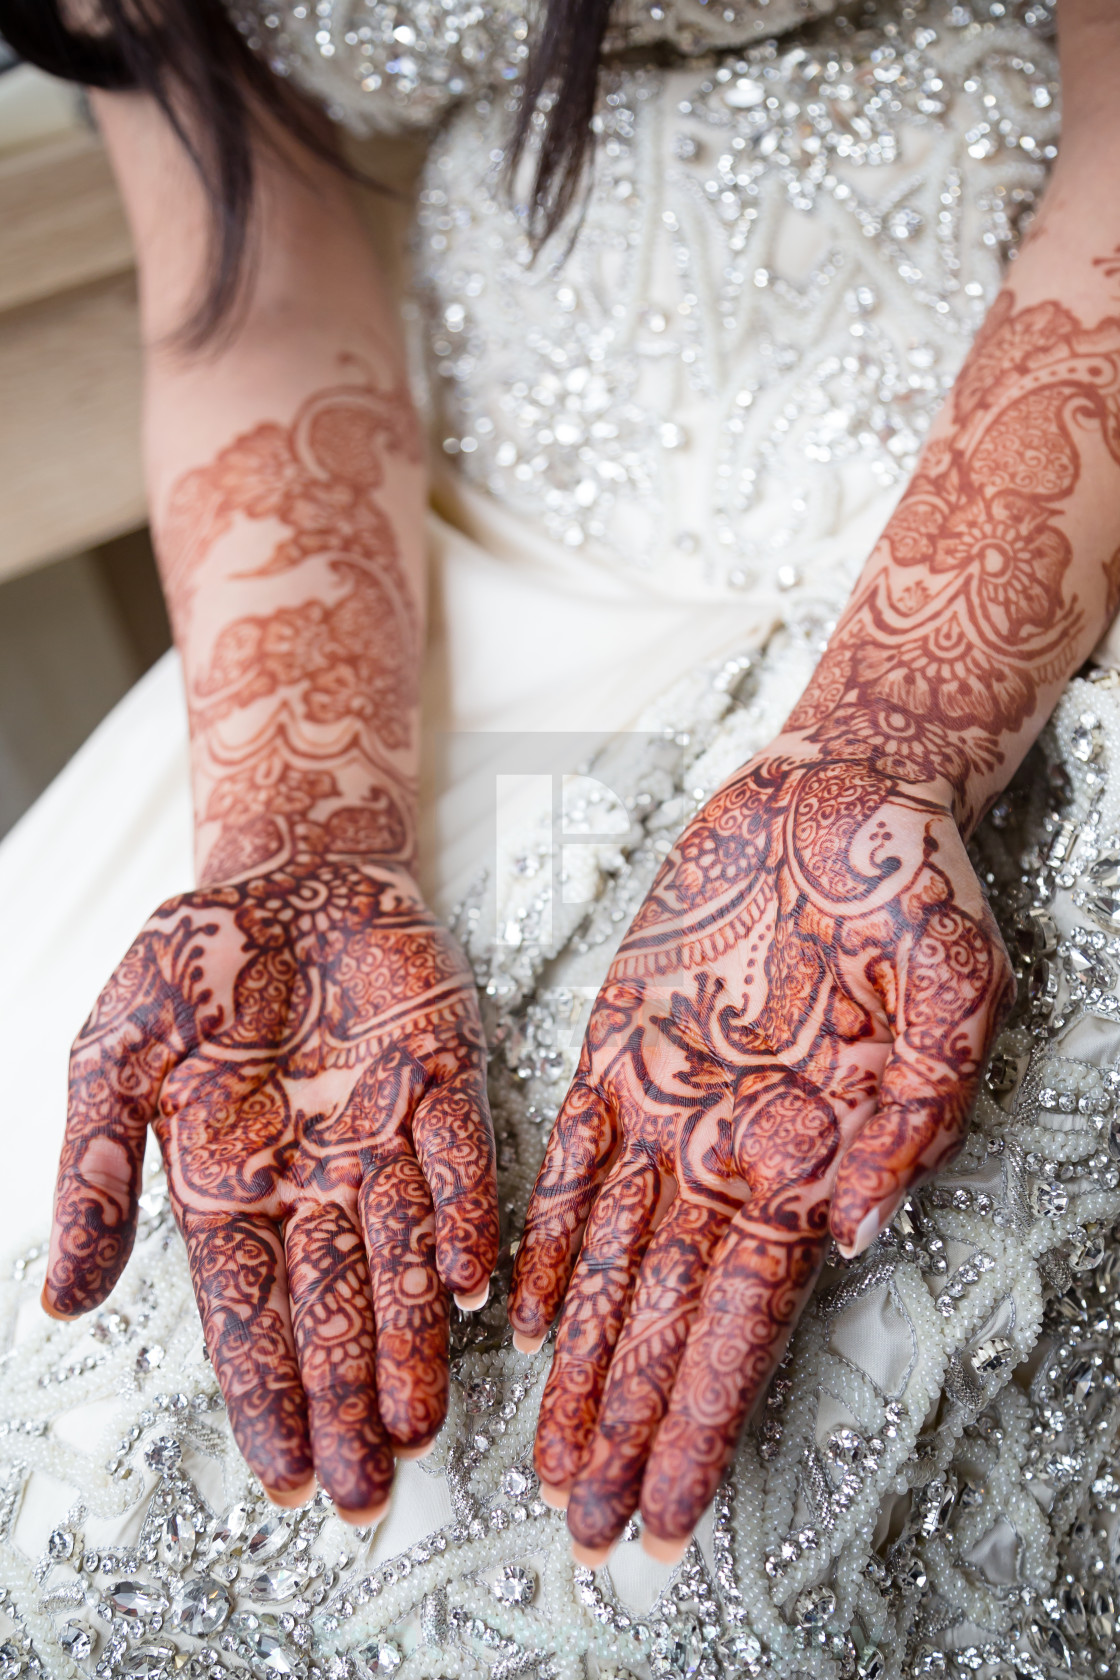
[43,934,177,1319]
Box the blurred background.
[0,39,171,840]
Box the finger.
[830,902,1013,1256]
[639,1200,829,1553]
[359,1151,450,1453]
[411,1025,499,1306]
[45,936,175,1319]
[180,1208,314,1503]
[509,1071,620,1345]
[285,1199,394,1519]
[533,1147,661,1496]
[565,1199,730,1556]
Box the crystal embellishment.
[172,1576,232,1636]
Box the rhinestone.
[136,1346,165,1373]
[108,1582,168,1618]
[247,1514,293,1562]
[650,1615,704,1677]
[463,1380,498,1413]
[722,75,764,108]
[48,1527,75,1561]
[1032,1181,1069,1218]
[122,1647,175,1680]
[1069,1233,1105,1270]
[1029,1622,1072,1668]
[58,1623,93,1662]
[859,1649,886,1680]
[361,1641,403,1675]
[159,1511,195,1568]
[826,1427,863,1466]
[717,1630,762,1665]
[244,1628,298,1676]
[0,1647,21,1680]
[172,1576,231,1636]
[206,1503,250,1562]
[248,1570,303,1602]
[971,1337,1014,1377]
[143,1437,180,1473]
[491,1564,536,1606]
[793,1584,836,1628]
[501,1467,531,1498]
[1070,722,1103,763]
[92,1310,130,1343]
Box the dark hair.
[0,0,345,345]
[0,0,608,340]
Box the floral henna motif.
[511,755,1013,1551]
[155,373,423,885]
[786,293,1120,819]
[45,858,498,1508]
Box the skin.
[41,96,498,1517]
[508,1,1120,1565]
[43,0,1120,1552]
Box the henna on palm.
[512,760,1012,1554]
[512,276,1120,1558]
[47,858,498,1504]
[45,371,499,1513]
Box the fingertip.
[393,1436,436,1462]
[640,1530,691,1566]
[832,1192,905,1260]
[540,1481,570,1510]
[454,1283,489,1312]
[335,1499,390,1528]
[571,1537,612,1567]
[512,1328,547,1355]
[40,1287,80,1323]
[262,1475,317,1510]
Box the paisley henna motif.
[157,373,422,885]
[511,286,1120,1558]
[45,850,498,1508]
[787,293,1120,822]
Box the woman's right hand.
[42,854,498,1522]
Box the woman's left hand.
[507,746,1014,1563]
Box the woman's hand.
[508,750,1013,1562]
[43,856,498,1522]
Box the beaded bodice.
[227,0,1059,605]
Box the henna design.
[786,293,1120,819]
[509,288,1120,1553]
[155,373,422,885]
[46,857,498,1506]
[511,755,1013,1551]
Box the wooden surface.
[0,127,144,585]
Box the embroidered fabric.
[5,646,1120,1680]
[227,1,1061,600]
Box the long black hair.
[0,0,610,341]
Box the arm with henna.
[41,94,499,1521]
[508,0,1120,1566]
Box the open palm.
[508,752,1013,1559]
[44,857,498,1520]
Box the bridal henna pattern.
[45,854,499,1508]
[787,292,1120,823]
[157,374,422,885]
[511,757,1014,1553]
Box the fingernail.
[393,1437,436,1462]
[641,1530,691,1566]
[454,1283,490,1312]
[835,1193,905,1260]
[540,1481,570,1510]
[263,1475,317,1509]
[335,1499,389,1527]
[513,1329,547,1355]
[571,1537,612,1567]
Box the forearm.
[95,93,425,885]
[781,1,1120,833]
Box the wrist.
[762,716,965,825]
[193,774,418,886]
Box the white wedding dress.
[7,3,1120,1677]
